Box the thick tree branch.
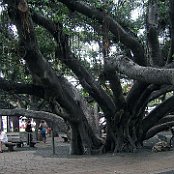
[157,115,174,125]
[167,0,174,64]
[148,85,174,102]
[57,0,146,66]
[111,55,174,85]
[142,95,174,134]
[126,81,148,112]
[145,121,174,140]
[127,84,158,141]
[0,108,67,131]
[0,77,44,98]
[31,11,59,42]
[104,70,126,110]
[6,0,87,121]
[147,0,163,66]
[132,84,159,119]
[32,12,116,115]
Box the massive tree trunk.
[4,0,103,155]
[147,0,163,66]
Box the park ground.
[0,136,174,174]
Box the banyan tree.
[1,0,174,155]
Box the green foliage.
[35,27,56,60]
[122,83,132,94]
[158,0,169,31]
[148,98,161,107]
[0,0,153,96]
[0,0,172,104]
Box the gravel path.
[0,137,174,174]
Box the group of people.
[25,120,48,144]
[0,119,49,152]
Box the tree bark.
[5,0,103,155]
[147,0,163,66]
[2,0,174,155]
[110,55,174,85]
[142,95,174,137]
[167,0,174,64]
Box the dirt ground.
[0,136,174,174]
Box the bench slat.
[7,132,25,146]
[6,132,36,148]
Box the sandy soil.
[0,136,174,174]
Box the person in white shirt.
[0,129,8,153]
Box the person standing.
[39,120,48,143]
[0,129,8,153]
[25,120,33,146]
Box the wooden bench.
[4,142,17,151]
[5,132,37,150]
[7,132,25,147]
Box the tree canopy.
[0,0,174,155]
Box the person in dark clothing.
[25,120,33,146]
[170,127,174,147]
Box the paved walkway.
[0,137,174,174]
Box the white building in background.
[2,116,36,132]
